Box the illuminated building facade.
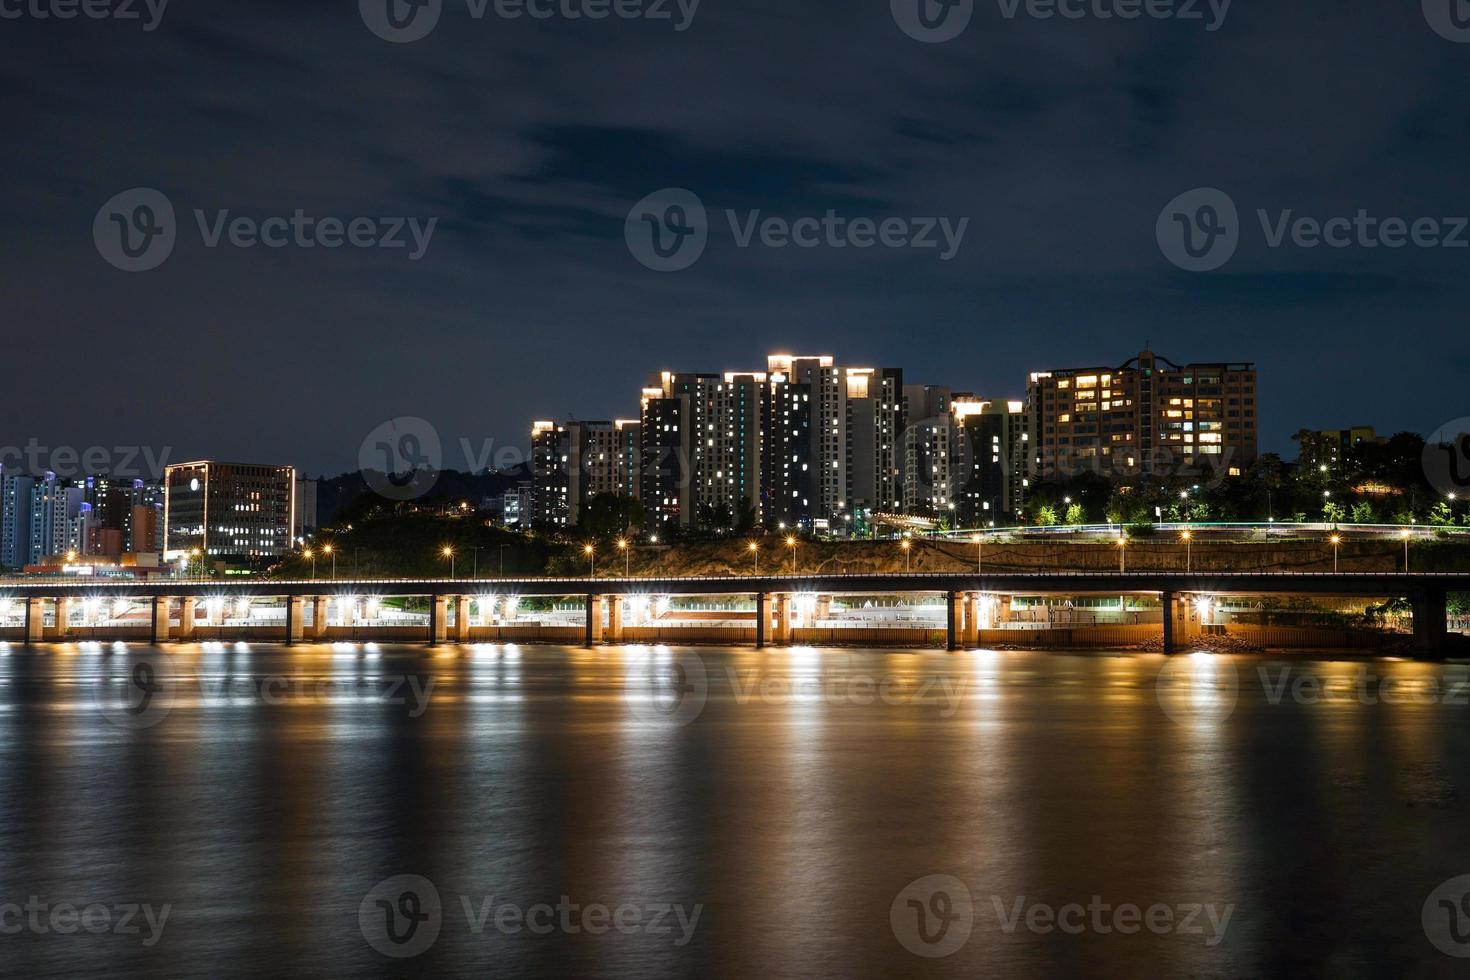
[163,461,296,562]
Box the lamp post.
[584,543,595,578]
[900,537,912,573]
[304,548,315,580]
[1180,530,1192,574]
[748,541,759,575]
[786,535,797,575]
[323,543,336,580]
[1402,528,1411,573]
[441,545,455,578]
[1116,535,1127,573]
[971,533,983,575]
[472,546,481,578]
[1330,534,1341,573]
[499,543,509,577]
[617,538,629,576]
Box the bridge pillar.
[998,594,1012,625]
[1161,591,1177,655]
[963,593,981,648]
[1411,588,1449,660]
[946,590,961,651]
[607,597,623,643]
[755,593,767,648]
[429,595,448,646]
[150,596,171,645]
[22,596,44,646]
[815,595,832,623]
[309,596,330,640]
[177,597,197,642]
[453,596,472,643]
[284,596,305,645]
[585,595,604,646]
[772,594,791,646]
[51,597,71,640]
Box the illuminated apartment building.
[1027,351,1257,481]
[637,371,762,530]
[901,384,953,515]
[844,367,905,514]
[163,461,296,562]
[952,396,1029,525]
[530,419,641,527]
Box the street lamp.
[900,537,912,573]
[748,541,759,575]
[441,545,455,578]
[1180,530,1193,574]
[1116,535,1128,573]
[323,543,335,580]
[617,538,629,576]
[303,548,315,579]
[584,543,595,577]
[1401,528,1412,572]
[1330,534,1341,573]
[971,533,983,575]
[786,535,798,575]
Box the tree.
[579,493,644,540]
[1035,505,1059,527]
[1429,501,1455,527]
[1350,501,1376,525]
[1064,503,1085,526]
[1323,501,1346,524]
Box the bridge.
[1,571,1465,656]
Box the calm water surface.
[1,643,1469,978]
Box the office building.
[163,461,296,562]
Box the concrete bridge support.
[1161,591,1177,655]
[308,597,330,641]
[22,596,44,646]
[606,597,623,643]
[1412,588,1449,660]
[585,595,604,646]
[755,593,767,648]
[815,595,832,623]
[150,597,171,645]
[946,591,961,651]
[771,594,792,646]
[453,596,472,643]
[285,597,304,645]
[429,595,448,646]
[177,597,197,642]
[962,593,981,649]
[52,597,71,640]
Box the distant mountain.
[311,463,533,527]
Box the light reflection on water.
[0,645,1467,977]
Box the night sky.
[4,0,1468,478]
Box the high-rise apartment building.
[952,397,1029,525]
[844,368,905,514]
[163,461,296,562]
[901,385,954,515]
[531,419,643,527]
[1028,351,1257,481]
[1,470,35,570]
